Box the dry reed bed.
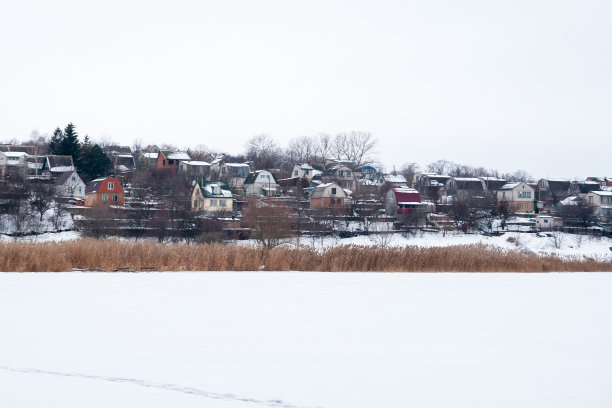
[1,240,611,272]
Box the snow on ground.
[285,231,612,260]
[0,230,80,243]
[1,272,612,408]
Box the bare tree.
[245,134,282,170]
[314,133,333,164]
[27,181,55,222]
[399,162,420,187]
[285,136,318,164]
[242,197,295,248]
[426,159,454,175]
[330,131,377,167]
[6,197,32,237]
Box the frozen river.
[1,272,611,407]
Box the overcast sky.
[1,0,610,179]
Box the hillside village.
[1,125,611,243]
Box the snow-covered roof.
[165,151,191,160]
[298,163,314,170]
[3,151,28,157]
[590,190,612,197]
[499,182,522,190]
[142,152,158,159]
[559,196,580,205]
[226,163,250,168]
[383,174,407,183]
[50,166,74,172]
[199,181,233,198]
[182,160,210,166]
[393,187,419,194]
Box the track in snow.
[0,365,321,408]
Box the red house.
[385,187,422,214]
[84,176,125,206]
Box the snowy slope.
[1,272,611,407]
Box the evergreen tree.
[48,127,63,155]
[80,143,112,183]
[61,123,81,167]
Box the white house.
[54,170,86,199]
[243,170,278,196]
[535,215,563,231]
[0,151,28,180]
[585,190,612,220]
[291,163,321,181]
[497,182,535,212]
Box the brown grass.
[1,240,611,272]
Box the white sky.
[1,0,610,179]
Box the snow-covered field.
[1,272,611,407]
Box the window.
[331,188,337,195]
[220,200,226,207]
[293,170,298,176]
[168,159,174,165]
[330,198,335,205]
[108,182,114,190]
[102,194,108,202]
[78,186,82,193]
[305,170,310,175]
[544,219,549,223]
[71,176,76,182]
[210,199,218,207]
[112,194,118,202]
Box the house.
[291,163,322,181]
[535,215,563,231]
[584,190,612,221]
[243,170,278,196]
[479,177,507,193]
[537,179,571,204]
[178,161,211,178]
[355,165,379,184]
[497,182,535,212]
[224,163,251,190]
[113,154,136,174]
[191,181,233,214]
[0,145,37,155]
[55,170,86,199]
[385,187,425,215]
[141,152,159,167]
[322,164,356,191]
[84,176,125,206]
[568,181,600,196]
[413,173,452,202]
[43,155,75,178]
[446,177,487,199]
[586,177,612,189]
[26,155,46,179]
[380,173,408,188]
[310,183,348,209]
[209,155,251,190]
[155,150,191,174]
[0,151,28,180]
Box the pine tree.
[48,127,63,155]
[61,123,81,167]
[80,143,112,183]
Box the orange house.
[84,176,125,206]
[155,150,191,174]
